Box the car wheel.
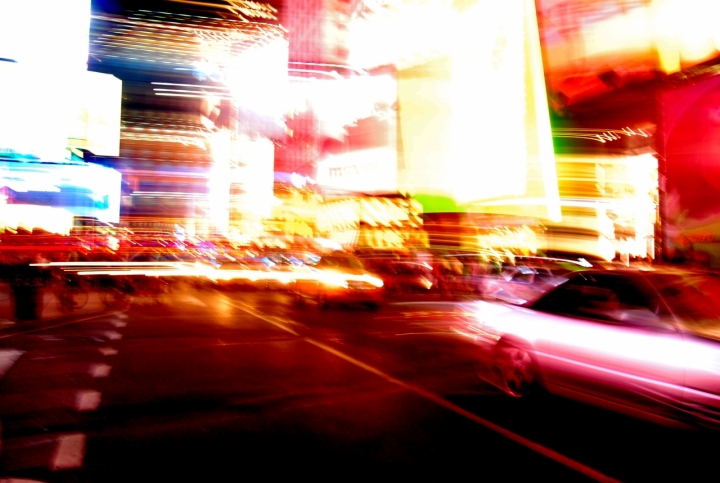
[494,342,538,398]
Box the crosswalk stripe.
[50,433,86,470]
[0,349,24,380]
[89,364,112,378]
[75,390,101,411]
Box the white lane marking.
[50,433,86,470]
[0,349,24,379]
[89,364,112,378]
[223,298,620,483]
[222,299,299,336]
[110,320,127,328]
[98,347,118,356]
[103,331,123,341]
[0,311,125,340]
[75,390,101,411]
[395,332,457,336]
[0,478,47,482]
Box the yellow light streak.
[30,262,385,288]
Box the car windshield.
[649,273,720,339]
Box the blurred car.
[362,259,435,295]
[482,265,570,304]
[455,268,720,428]
[210,258,271,291]
[258,252,306,291]
[292,253,385,309]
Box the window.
[533,272,670,330]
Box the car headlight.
[365,275,384,288]
[324,275,349,288]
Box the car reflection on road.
[452,268,720,428]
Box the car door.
[531,273,686,416]
[648,272,720,422]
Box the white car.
[456,268,720,428]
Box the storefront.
[316,195,426,251]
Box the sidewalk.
[0,282,111,332]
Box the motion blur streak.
[222,298,620,483]
[31,261,384,286]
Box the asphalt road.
[0,285,716,482]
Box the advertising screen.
[1,161,122,224]
[397,0,560,221]
[314,73,398,194]
[0,0,90,70]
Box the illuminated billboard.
[397,0,560,221]
[314,73,398,194]
[0,0,90,71]
[0,62,121,161]
[0,62,71,161]
[67,71,122,157]
[1,161,122,224]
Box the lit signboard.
[0,61,121,161]
[1,161,122,224]
[0,1,119,161]
[312,73,398,194]
[0,0,90,70]
[67,71,122,157]
[0,62,72,161]
[317,147,397,194]
[397,0,560,221]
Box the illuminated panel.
[316,148,397,193]
[230,133,275,238]
[67,71,122,157]
[398,0,560,221]
[313,73,398,193]
[0,0,90,71]
[0,161,122,224]
[0,205,75,235]
[208,130,275,239]
[346,0,457,70]
[208,130,233,236]
[0,62,72,161]
[223,37,289,121]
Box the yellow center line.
[221,297,620,483]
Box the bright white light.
[448,0,527,203]
[0,160,121,223]
[316,147,398,193]
[396,0,559,221]
[346,1,456,70]
[0,0,90,71]
[224,38,289,118]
